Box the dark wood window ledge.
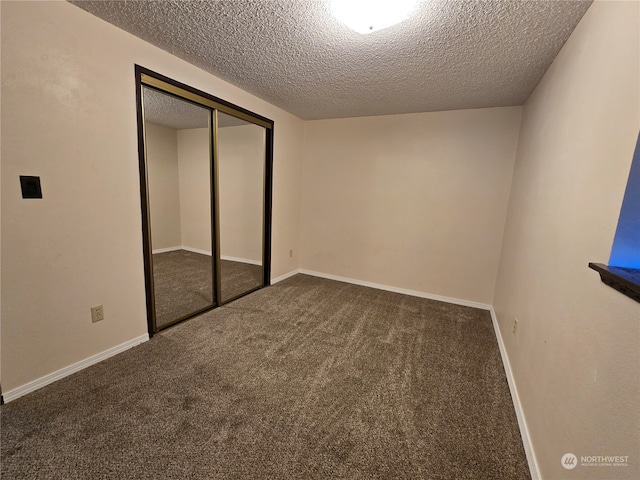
[589,263,640,303]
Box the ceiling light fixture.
[330,0,418,35]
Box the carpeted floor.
[219,257,263,303]
[153,250,262,328]
[1,274,531,479]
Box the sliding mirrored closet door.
[217,112,266,303]
[136,66,273,335]
[142,87,215,330]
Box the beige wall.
[219,124,265,263]
[177,128,212,254]
[493,2,640,479]
[146,123,182,251]
[0,0,304,392]
[147,124,264,260]
[300,107,521,304]
[271,113,304,278]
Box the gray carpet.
[219,257,263,303]
[1,274,531,479]
[153,250,262,328]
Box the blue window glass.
[609,132,640,268]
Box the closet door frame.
[135,65,274,337]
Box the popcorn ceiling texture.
[143,87,249,129]
[72,0,593,120]
[143,88,209,129]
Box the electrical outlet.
[289,249,293,258]
[513,317,518,335]
[91,305,104,323]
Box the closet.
[135,66,273,334]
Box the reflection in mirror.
[143,87,213,328]
[217,111,265,302]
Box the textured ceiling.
[143,87,251,129]
[72,0,593,120]
[143,87,209,129]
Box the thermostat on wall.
[20,176,43,199]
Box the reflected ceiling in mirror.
[143,87,249,129]
[143,87,208,129]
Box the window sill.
[589,263,640,303]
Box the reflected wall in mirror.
[217,112,265,303]
[143,87,214,329]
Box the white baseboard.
[271,269,301,284]
[152,246,182,254]
[152,247,260,266]
[152,246,210,255]
[489,307,540,480]
[298,269,493,311]
[152,246,212,256]
[2,334,149,404]
[221,255,262,266]
[181,246,212,256]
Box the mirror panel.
[217,111,265,303]
[137,66,274,335]
[143,86,214,328]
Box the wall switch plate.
[20,176,43,199]
[289,249,293,258]
[91,305,104,323]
